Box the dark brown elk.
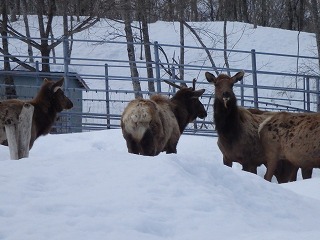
[205,71,268,173]
[259,111,319,182]
[0,77,73,149]
[121,79,207,156]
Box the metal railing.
[0,36,319,136]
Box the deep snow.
[1,17,320,240]
[0,130,320,240]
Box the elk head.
[36,77,73,112]
[50,77,73,112]
[205,71,244,109]
[164,79,207,120]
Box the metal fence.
[0,36,319,136]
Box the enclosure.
[0,36,319,136]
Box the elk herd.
[1,72,319,184]
[122,70,320,184]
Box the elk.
[205,71,272,174]
[0,77,73,150]
[121,79,207,156]
[259,111,319,182]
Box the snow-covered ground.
[0,129,320,240]
[1,17,320,240]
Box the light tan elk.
[121,79,207,156]
[259,111,319,181]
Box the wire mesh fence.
[0,36,319,136]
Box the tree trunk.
[223,18,230,75]
[310,0,320,70]
[286,0,294,30]
[62,1,71,65]
[190,0,198,21]
[121,0,142,98]
[138,0,155,93]
[36,0,56,72]
[21,0,34,63]
[241,0,249,23]
[179,20,185,81]
[179,0,185,82]
[9,0,19,22]
[1,0,17,99]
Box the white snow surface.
[0,130,320,240]
[1,17,320,240]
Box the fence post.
[105,64,110,129]
[251,49,258,108]
[154,41,161,93]
[171,65,176,94]
[317,77,320,112]
[306,77,310,111]
[240,78,244,107]
[62,36,69,89]
[5,103,34,160]
[35,61,40,85]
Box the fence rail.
[0,36,319,136]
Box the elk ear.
[54,77,65,87]
[43,78,50,83]
[205,72,217,84]
[52,77,64,92]
[231,71,244,83]
[192,89,205,98]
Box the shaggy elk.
[0,77,73,149]
[205,71,270,174]
[121,79,207,156]
[259,111,320,181]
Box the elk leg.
[165,137,178,154]
[288,167,298,182]
[140,129,157,156]
[301,168,313,179]
[264,153,279,182]
[242,164,257,174]
[124,134,139,154]
[223,155,232,167]
[274,160,298,183]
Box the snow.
[1,130,320,240]
[1,17,320,239]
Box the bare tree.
[21,0,34,63]
[120,0,142,98]
[0,0,100,72]
[182,21,219,75]
[137,0,155,93]
[178,0,186,81]
[309,0,320,71]
[0,0,17,98]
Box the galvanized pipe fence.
[0,36,320,136]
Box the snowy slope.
[0,130,320,240]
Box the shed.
[0,71,89,133]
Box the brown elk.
[121,79,207,156]
[205,71,268,173]
[205,71,285,176]
[0,77,73,149]
[259,111,319,182]
[205,71,299,183]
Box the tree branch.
[0,47,36,71]
[181,20,219,75]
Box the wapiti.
[0,77,73,157]
[121,79,207,156]
[259,111,320,181]
[205,71,276,175]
